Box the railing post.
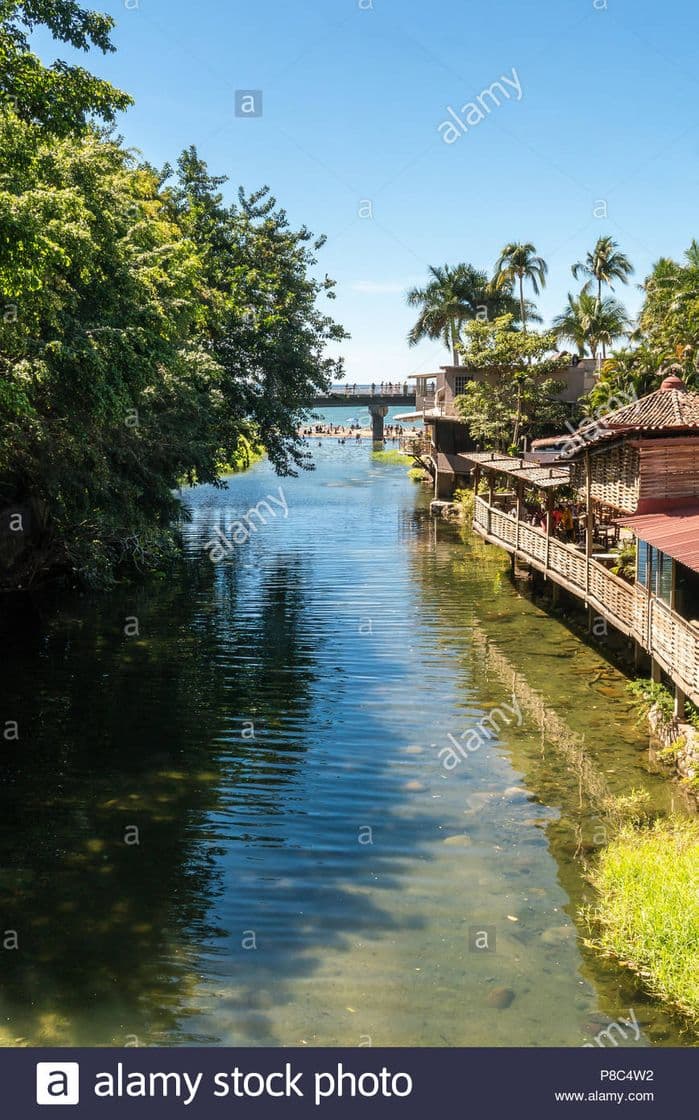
[648,595,654,661]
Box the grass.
[585,818,699,1023]
[371,449,412,465]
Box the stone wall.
[648,705,699,791]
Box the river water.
[0,439,694,1047]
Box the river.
[0,438,693,1047]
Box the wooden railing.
[650,598,699,701]
[473,496,699,705]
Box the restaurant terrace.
[464,374,699,712]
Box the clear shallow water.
[0,443,694,1047]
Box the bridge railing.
[329,383,411,397]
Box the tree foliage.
[553,291,630,359]
[0,0,132,134]
[454,316,568,449]
[572,235,634,302]
[0,117,345,585]
[405,263,532,361]
[638,242,699,382]
[492,241,548,333]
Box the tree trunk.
[512,382,523,448]
[519,275,526,335]
[451,318,460,365]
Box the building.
[463,373,699,711]
[400,358,598,498]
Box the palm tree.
[553,291,630,362]
[406,263,524,363]
[492,242,548,334]
[572,235,634,305]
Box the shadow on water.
[0,522,441,1045]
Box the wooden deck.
[473,496,699,707]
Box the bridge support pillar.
[369,402,389,447]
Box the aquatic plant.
[371,450,412,465]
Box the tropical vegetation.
[453,316,568,450]
[407,229,699,441]
[492,241,548,335]
[0,0,345,588]
[553,291,630,361]
[406,263,534,362]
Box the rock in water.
[540,925,575,946]
[486,987,516,1009]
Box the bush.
[627,679,675,722]
[453,488,475,516]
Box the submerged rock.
[540,924,575,946]
[486,987,516,1009]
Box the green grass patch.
[585,818,699,1023]
[371,450,412,465]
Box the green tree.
[638,242,699,382]
[0,112,220,584]
[492,242,548,334]
[0,0,132,134]
[406,263,529,364]
[585,348,660,415]
[553,291,630,360]
[572,235,634,304]
[169,147,347,476]
[454,315,567,449]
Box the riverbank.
[586,819,699,1023]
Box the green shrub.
[610,540,637,583]
[627,679,675,722]
[453,488,475,515]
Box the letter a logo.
[36,1062,80,1105]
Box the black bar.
[11,1046,693,1117]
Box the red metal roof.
[620,506,699,572]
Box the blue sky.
[36,0,699,380]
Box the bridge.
[312,383,415,408]
[312,384,417,442]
